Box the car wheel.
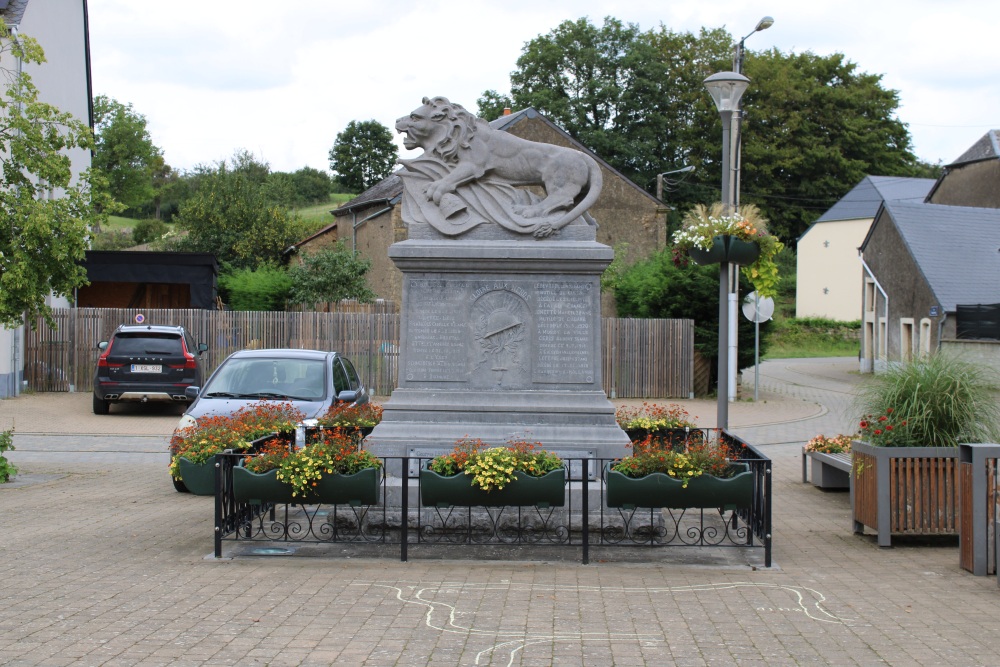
[172,477,189,493]
[92,394,110,415]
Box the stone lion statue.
[395,96,602,238]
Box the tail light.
[97,339,124,369]
[170,339,198,370]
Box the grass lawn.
[763,318,861,359]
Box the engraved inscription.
[534,281,594,384]
[405,280,468,382]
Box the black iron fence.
[212,433,771,566]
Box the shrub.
[132,219,169,245]
[853,353,1000,447]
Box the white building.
[0,0,93,397]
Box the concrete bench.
[801,448,851,490]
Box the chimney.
[503,108,512,116]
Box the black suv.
[93,324,208,415]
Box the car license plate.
[131,364,162,373]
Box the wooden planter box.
[851,441,960,547]
[958,444,1000,576]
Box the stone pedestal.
[366,238,630,463]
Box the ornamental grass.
[853,353,1000,447]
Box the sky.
[87,0,999,176]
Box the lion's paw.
[533,223,555,238]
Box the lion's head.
[395,96,478,163]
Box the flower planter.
[232,467,297,505]
[688,235,760,267]
[623,427,704,450]
[851,440,960,547]
[233,466,382,506]
[420,463,566,508]
[605,462,753,510]
[177,456,217,496]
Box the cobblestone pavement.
[2,358,999,666]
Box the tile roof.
[948,130,1000,166]
[815,175,935,223]
[0,0,29,24]
[877,200,1000,311]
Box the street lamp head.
[755,16,774,32]
[703,71,750,113]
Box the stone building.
[288,108,669,315]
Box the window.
[919,318,932,356]
[865,280,876,314]
[900,319,914,362]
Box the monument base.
[367,238,629,462]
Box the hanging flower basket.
[688,235,760,266]
[671,203,784,297]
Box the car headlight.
[176,413,197,432]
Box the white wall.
[1,0,89,397]
[796,218,870,321]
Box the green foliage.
[764,317,859,359]
[853,354,1000,448]
[328,120,398,192]
[218,264,293,311]
[286,243,376,306]
[89,228,136,251]
[290,167,333,205]
[614,249,770,373]
[131,218,169,245]
[0,21,119,329]
[174,151,299,269]
[484,16,921,243]
[0,428,16,482]
[92,95,163,210]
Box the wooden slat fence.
[24,308,693,398]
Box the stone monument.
[366,97,630,467]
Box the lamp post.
[703,71,749,430]
[726,17,773,401]
[655,165,695,202]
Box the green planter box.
[177,456,217,496]
[232,467,297,505]
[605,462,753,510]
[233,466,382,506]
[688,235,760,266]
[623,427,704,449]
[420,463,566,508]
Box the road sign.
[742,291,774,323]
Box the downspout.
[83,0,94,131]
[860,254,888,371]
[352,205,393,256]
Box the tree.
[92,95,163,211]
[481,16,922,242]
[0,22,116,328]
[614,249,770,381]
[287,243,376,306]
[175,151,299,269]
[328,120,398,192]
[290,166,332,205]
[218,264,293,311]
